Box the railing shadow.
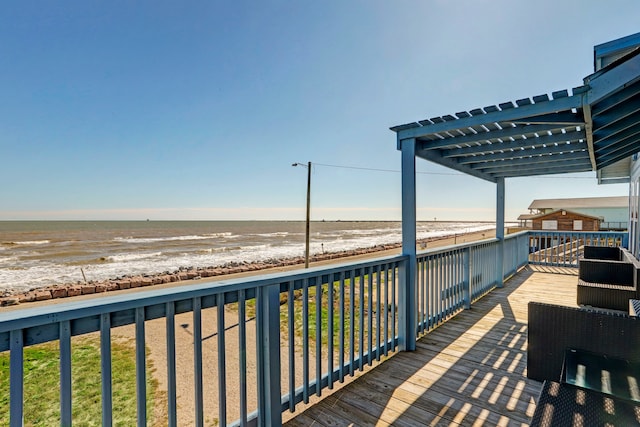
[285,267,554,426]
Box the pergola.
[391,33,640,351]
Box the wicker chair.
[577,246,640,311]
[527,301,640,382]
[583,245,625,261]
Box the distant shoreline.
[0,219,503,223]
[0,228,496,308]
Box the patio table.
[561,348,640,402]
[530,380,640,426]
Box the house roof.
[517,214,537,221]
[528,196,629,210]
[391,33,640,184]
[528,209,603,221]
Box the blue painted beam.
[591,79,640,117]
[468,151,590,169]
[509,111,585,125]
[418,148,497,182]
[586,50,640,105]
[491,163,592,178]
[489,158,592,174]
[456,145,589,166]
[441,129,586,158]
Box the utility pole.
[292,162,312,268]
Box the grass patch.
[0,336,158,427]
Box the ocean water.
[0,220,497,294]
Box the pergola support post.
[399,137,417,352]
[496,177,505,288]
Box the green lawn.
[0,336,158,427]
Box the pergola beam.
[396,95,583,141]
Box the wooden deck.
[284,265,579,427]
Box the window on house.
[573,220,583,231]
[542,220,558,230]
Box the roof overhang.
[392,40,640,184]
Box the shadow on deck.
[285,266,579,426]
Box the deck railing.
[527,230,627,267]
[1,256,405,427]
[0,230,627,426]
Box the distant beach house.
[517,196,629,230]
[528,209,602,231]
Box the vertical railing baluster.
[339,271,345,382]
[448,253,453,313]
[439,255,444,322]
[193,297,204,427]
[417,258,423,333]
[350,269,356,374]
[452,251,457,309]
[425,257,430,328]
[432,256,437,328]
[457,250,462,307]
[468,251,477,302]
[358,268,364,372]
[315,277,322,397]
[9,329,23,427]
[60,320,72,426]
[383,264,389,356]
[376,266,381,361]
[100,313,113,427]
[302,279,309,403]
[287,282,295,412]
[367,268,373,366]
[135,307,147,427]
[238,289,248,425]
[446,253,452,314]
[217,293,227,426]
[166,301,177,427]
[436,256,442,324]
[328,274,335,389]
[391,264,396,350]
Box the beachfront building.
[519,196,629,230]
[2,33,640,427]
[529,209,601,232]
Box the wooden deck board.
[284,266,579,426]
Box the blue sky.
[1,1,638,221]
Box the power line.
[312,162,460,176]
[309,162,595,179]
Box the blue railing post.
[256,283,282,427]
[399,137,417,352]
[496,177,505,287]
[463,247,471,309]
[9,330,23,427]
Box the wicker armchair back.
[527,302,640,382]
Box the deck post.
[463,247,471,309]
[399,137,417,351]
[256,283,282,426]
[496,177,505,287]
